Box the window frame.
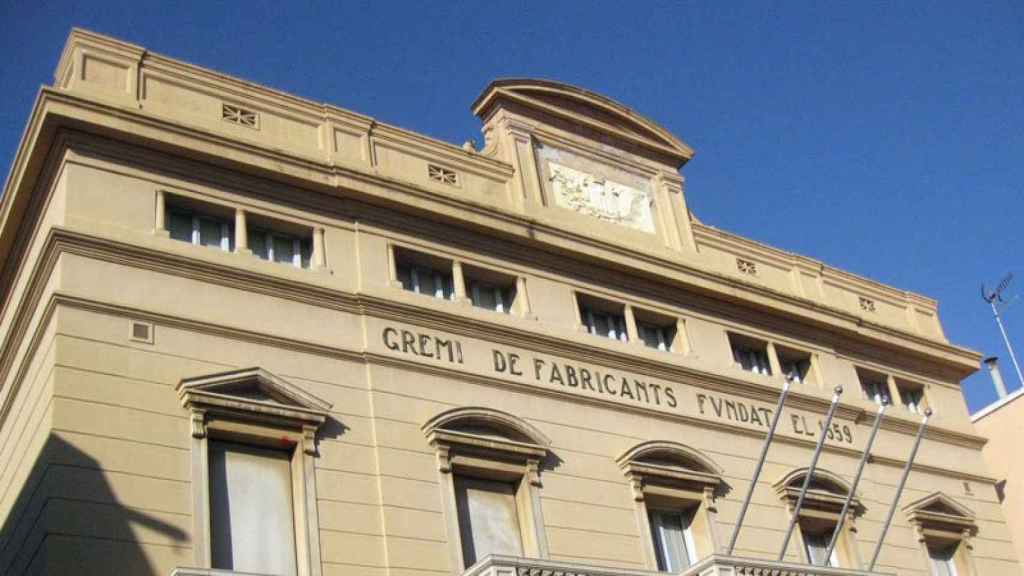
[727,332,774,376]
[393,246,456,301]
[248,226,313,269]
[576,292,629,343]
[618,441,724,572]
[176,367,333,576]
[423,407,551,574]
[157,190,324,271]
[894,378,928,415]
[903,492,979,576]
[856,368,893,407]
[462,264,520,315]
[773,468,863,568]
[633,307,685,354]
[168,207,234,252]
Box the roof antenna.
[982,273,1024,391]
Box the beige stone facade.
[972,387,1024,572]
[0,28,1018,575]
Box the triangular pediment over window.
[903,492,977,537]
[177,367,332,433]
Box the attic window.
[859,297,876,312]
[428,164,459,186]
[222,103,259,128]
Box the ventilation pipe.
[984,356,1009,399]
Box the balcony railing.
[683,554,893,576]
[463,555,893,576]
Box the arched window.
[423,407,551,572]
[773,468,862,568]
[904,492,979,575]
[617,441,724,572]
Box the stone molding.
[177,366,332,453]
[0,29,977,366]
[902,491,979,541]
[0,228,993,460]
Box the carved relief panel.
[535,144,656,234]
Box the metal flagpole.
[777,386,843,562]
[726,380,792,555]
[867,408,932,571]
[822,402,887,564]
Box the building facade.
[972,369,1024,573]
[0,29,1018,575]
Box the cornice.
[0,228,988,454]
[0,91,980,379]
[1,286,995,487]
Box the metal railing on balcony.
[462,554,893,576]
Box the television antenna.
[982,273,1024,388]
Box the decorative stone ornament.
[548,162,655,233]
[177,366,332,454]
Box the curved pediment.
[773,468,862,514]
[775,467,852,497]
[472,79,694,166]
[422,406,551,447]
[617,440,723,476]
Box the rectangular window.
[638,321,675,351]
[578,294,628,342]
[777,346,812,384]
[168,206,234,252]
[857,369,891,406]
[248,228,312,268]
[395,248,454,300]
[454,476,523,568]
[634,309,679,352]
[729,333,772,375]
[649,508,697,572]
[802,528,839,567]
[928,543,959,576]
[209,441,297,576]
[464,266,517,314]
[896,379,926,414]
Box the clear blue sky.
[2,1,1022,412]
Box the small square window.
[857,368,891,406]
[248,226,312,269]
[728,333,772,376]
[394,247,455,300]
[165,197,234,252]
[634,309,678,353]
[895,379,926,414]
[777,346,813,384]
[463,265,517,314]
[578,294,628,342]
[129,320,153,344]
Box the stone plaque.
[547,161,655,233]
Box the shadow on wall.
[0,433,190,574]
